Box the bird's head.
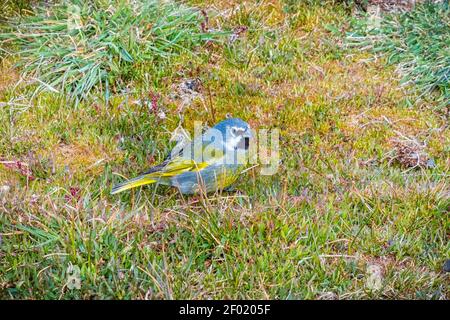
[212,118,253,151]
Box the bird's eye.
[231,128,237,136]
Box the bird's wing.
[111,136,226,194]
[146,158,210,177]
[142,153,219,178]
[141,127,231,179]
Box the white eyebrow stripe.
[231,126,246,132]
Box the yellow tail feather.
[111,176,157,195]
[111,159,210,195]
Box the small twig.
[206,84,216,124]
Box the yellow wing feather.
[111,158,209,194]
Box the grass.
[0,0,228,102]
[346,1,450,105]
[0,0,449,299]
[0,0,35,21]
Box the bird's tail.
[111,174,158,195]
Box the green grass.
[0,1,449,299]
[346,1,450,105]
[0,0,35,21]
[0,0,228,102]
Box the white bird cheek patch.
[224,136,241,165]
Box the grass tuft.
[346,2,450,105]
[0,0,228,102]
[0,0,35,21]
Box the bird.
[111,118,253,195]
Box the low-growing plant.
[346,1,450,105]
[0,0,35,21]
[0,0,228,102]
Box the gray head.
[171,118,253,162]
[210,118,252,151]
